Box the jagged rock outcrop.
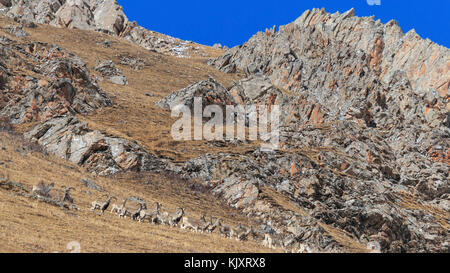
[94,59,128,85]
[210,8,449,98]
[191,8,450,252]
[0,1,12,8]
[0,39,111,123]
[91,0,126,35]
[1,0,127,34]
[158,73,448,252]
[207,8,449,177]
[0,36,165,175]
[0,0,210,58]
[24,116,168,175]
[156,77,236,110]
[178,132,448,252]
[5,24,28,37]
[118,53,148,71]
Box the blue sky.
[117,0,450,48]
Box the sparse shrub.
[0,115,14,133]
[162,172,212,194]
[0,115,46,155]
[21,138,47,155]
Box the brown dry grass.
[396,191,450,231]
[0,15,278,253]
[0,131,275,253]
[2,15,250,162]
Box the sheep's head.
[177,208,185,217]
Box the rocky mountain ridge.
[177,8,449,252]
[210,8,449,97]
[0,0,211,57]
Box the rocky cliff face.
[185,8,448,252]
[0,0,125,33]
[0,40,111,123]
[0,26,167,175]
[210,8,449,98]
[25,116,168,175]
[0,0,210,57]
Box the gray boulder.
[94,60,128,85]
[156,77,235,110]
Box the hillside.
[0,1,448,253]
[0,13,272,253]
[0,132,272,252]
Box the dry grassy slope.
[0,132,275,253]
[0,16,278,253]
[4,15,256,162]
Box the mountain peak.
[212,7,449,97]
